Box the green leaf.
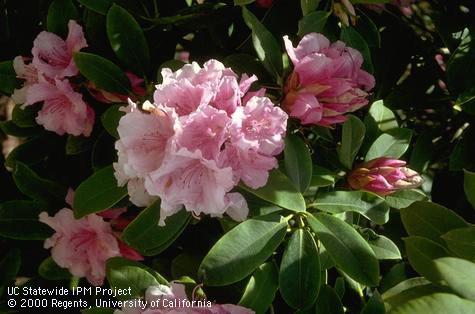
[77,0,113,15]
[365,128,412,161]
[279,229,321,309]
[66,135,93,155]
[73,165,127,218]
[340,27,373,73]
[385,189,428,210]
[298,11,328,37]
[315,285,344,314]
[240,168,306,212]
[0,249,21,288]
[0,120,40,138]
[234,0,255,5]
[388,292,475,314]
[368,234,401,260]
[242,7,283,79]
[0,60,20,95]
[361,291,385,314]
[354,11,380,48]
[12,104,39,127]
[0,200,52,240]
[434,257,475,301]
[311,191,389,225]
[306,213,380,286]
[338,115,365,169]
[39,257,71,280]
[409,132,433,173]
[238,262,279,314]
[404,236,449,284]
[107,4,150,75]
[300,0,320,15]
[101,104,125,139]
[106,257,167,301]
[122,201,190,256]
[447,28,475,95]
[284,134,312,193]
[464,170,475,209]
[400,201,469,246]
[74,52,131,94]
[13,162,67,205]
[368,100,398,133]
[198,213,288,286]
[47,0,78,36]
[441,227,475,261]
[382,277,431,301]
[307,166,337,190]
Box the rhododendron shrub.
[1,1,475,314]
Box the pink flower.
[348,157,423,196]
[88,72,146,103]
[283,33,375,127]
[11,56,46,105]
[39,208,139,286]
[256,0,273,8]
[115,60,287,223]
[115,283,254,314]
[24,78,95,136]
[32,20,87,78]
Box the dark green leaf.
[400,201,469,246]
[240,169,306,212]
[77,0,113,15]
[284,134,312,192]
[298,11,328,37]
[0,249,21,287]
[73,165,127,218]
[365,128,412,161]
[434,257,475,301]
[66,135,93,155]
[12,104,39,128]
[38,257,71,280]
[404,236,449,284]
[13,162,67,205]
[361,291,385,314]
[279,229,321,309]
[464,170,475,209]
[368,234,401,260]
[47,0,78,36]
[0,200,52,240]
[242,7,283,79]
[238,262,279,314]
[198,213,288,286]
[311,191,389,225]
[315,285,344,314]
[385,189,428,210]
[0,61,20,95]
[107,4,150,75]
[122,201,190,256]
[74,52,131,94]
[300,0,320,16]
[441,227,475,261]
[101,104,125,139]
[106,257,167,301]
[340,27,373,73]
[306,213,380,286]
[388,292,475,314]
[338,115,365,169]
[0,120,40,137]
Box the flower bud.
[348,157,423,196]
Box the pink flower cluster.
[115,283,254,314]
[283,33,375,127]
[348,157,423,196]
[39,190,142,286]
[12,20,145,137]
[114,60,287,224]
[12,20,95,136]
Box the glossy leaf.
[340,27,373,73]
[242,7,283,79]
[122,201,191,256]
[284,134,312,192]
[279,229,321,309]
[240,169,306,212]
[107,4,150,75]
[388,292,475,314]
[368,234,401,260]
[74,52,131,94]
[441,227,475,261]
[433,257,475,301]
[77,0,113,15]
[401,201,469,246]
[306,213,380,286]
[298,11,328,37]
[311,191,389,225]
[338,115,365,169]
[73,165,127,218]
[238,262,279,313]
[47,0,79,36]
[198,213,288,286]
[385,189,428,210]
[365,128,413,161]
[315,285,344,314]
[368,100,398,132]
[101,104,125,139]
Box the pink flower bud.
[348,157,423,196]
